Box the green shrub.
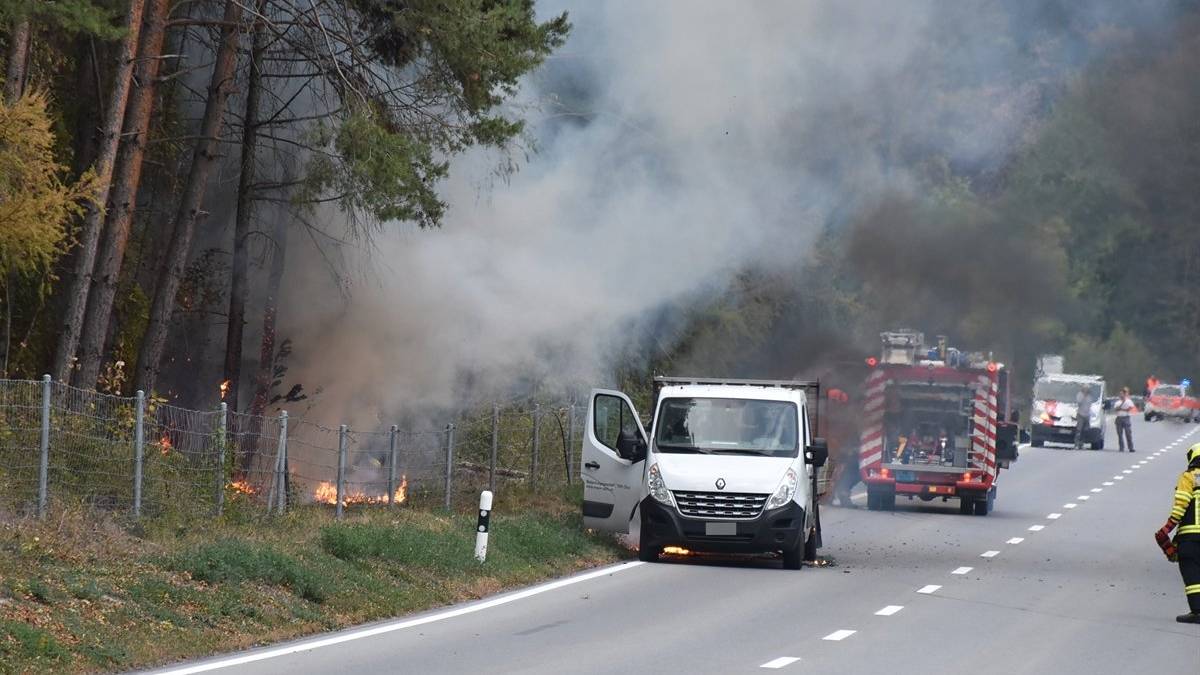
[168,540,331,603]
[0,619,71,665]
[319,523,473,573]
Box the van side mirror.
[615,429,647,462]
[805,437,829,467]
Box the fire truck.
[858,331,1020,516]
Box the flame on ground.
[228,480,257,495]
[313,475,408,506]
[219,380,231,400]
[662,546,692,555]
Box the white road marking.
[875,605,904,616]
[1090,488,1102,492]
[823,630,856,641]
[1131,466,1141,470]
[1077,496,1090,501]
[1006,537,1024,544]
[1103,482,1114,486]
[1115,476,1124,480]
[149,561,647,674]
[1138,460,1147,465]
[1064,503,1077,509]
[952,566,973,575]
[1123,470,1133,474]
[917,585,941,594]
[1028,525,1044,531]
[981,550,1000,558]
[1047,513,1062,519]
[761,657,800,669]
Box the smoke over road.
[278,1,1179,425]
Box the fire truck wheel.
[881,492,896,511]
[959,499,974,515]
[973,495,992,516]
[867,492,879,511]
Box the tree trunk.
[3,17,31,103]
[223,0,268,413]
[51,0,147,383]
[75,0,170,388]
[134,0,243,396]
[241,214,288,474]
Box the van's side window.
[594,394,639,455]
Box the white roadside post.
[475,490,493,562]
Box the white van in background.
[581,377,827,570]
[1030,374,1106,449]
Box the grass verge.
[0,486,626,674]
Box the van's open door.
[582,389,648,533]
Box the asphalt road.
[146,417,1200,675]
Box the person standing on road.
[1156,443,1200,623]
[1114,387,1136,452]
[1073,385,1095,450]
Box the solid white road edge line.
[760,657,801,669]
[149,561,647,674]
[875,605,904,616]
[823,630,857,641]
[981,550,1000,558]
[917,585,941,594]
[952,566,973,574]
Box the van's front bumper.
[639,496,805,555]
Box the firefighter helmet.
[1189,442,1200,468]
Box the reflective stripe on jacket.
[1173,469,1200,536]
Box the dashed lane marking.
[917,585,941,594]
[1077,496,1090,501]
[760,657,800,669]
[1090,488,1102,492]
[1047,513,1062,519]
[952,566,973,575]
[981,550,1000,558]
[1103,482,1114,486]
[823,630,856,641]
[1006,537,1024,544]
[1064,503,1077,509]
[1028,525,1044,531]
[875,605,904,616]
[1115,476,1124,480]
[1123,470,1133,474]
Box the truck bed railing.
[652,376,820,389]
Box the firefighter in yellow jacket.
[1157,443,1200,623]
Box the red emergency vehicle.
[858,331,1020,515]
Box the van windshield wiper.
[656,444,711,454]
[709,448,770,455]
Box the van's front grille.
[672,491,769,520]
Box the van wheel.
[637,515,658,562]
[803,530,818,561]
[782,537,804,570]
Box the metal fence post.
[489,403,499,493]
[216,402,227,516]
[336,424,347,520]
[387,424,398,506]
[567,403,576,485]
[444,423,455,511]
[37,374,51,518]
[275,411,288,514]
[133,390,145,518]
[532,404,541,490]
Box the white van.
[581,377,827,569]
[1029,374,1106,449]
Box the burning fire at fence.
[228,480,257,496]
[312,475,408,506]
[219,380,231,400]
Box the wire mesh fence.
[0,377,584,522]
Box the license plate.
[705,522,737,536]
[896,471,916,483]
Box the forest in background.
[2,1,1199,421]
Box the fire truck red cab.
[858,331,1020,516]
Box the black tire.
[1031,438,1044,447]
[637,514,658,563]
[959,498,974,515]
[803,529,818,561]
[782,536,804,570]
[882,492,896,511]
[973,498,990,516]
[867,491,880,511]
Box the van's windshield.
[1034,380,1100,401]
[655,397,799,457]
[1154,385,1183,397]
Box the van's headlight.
[648,463,673,506]
[765,468,798,510]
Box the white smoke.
[278,0,1175,426]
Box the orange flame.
[312,475,408,506]
[662,546,692,556]
[228,480,257,495]
[219,380,231,400]
[159,434,173,455]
